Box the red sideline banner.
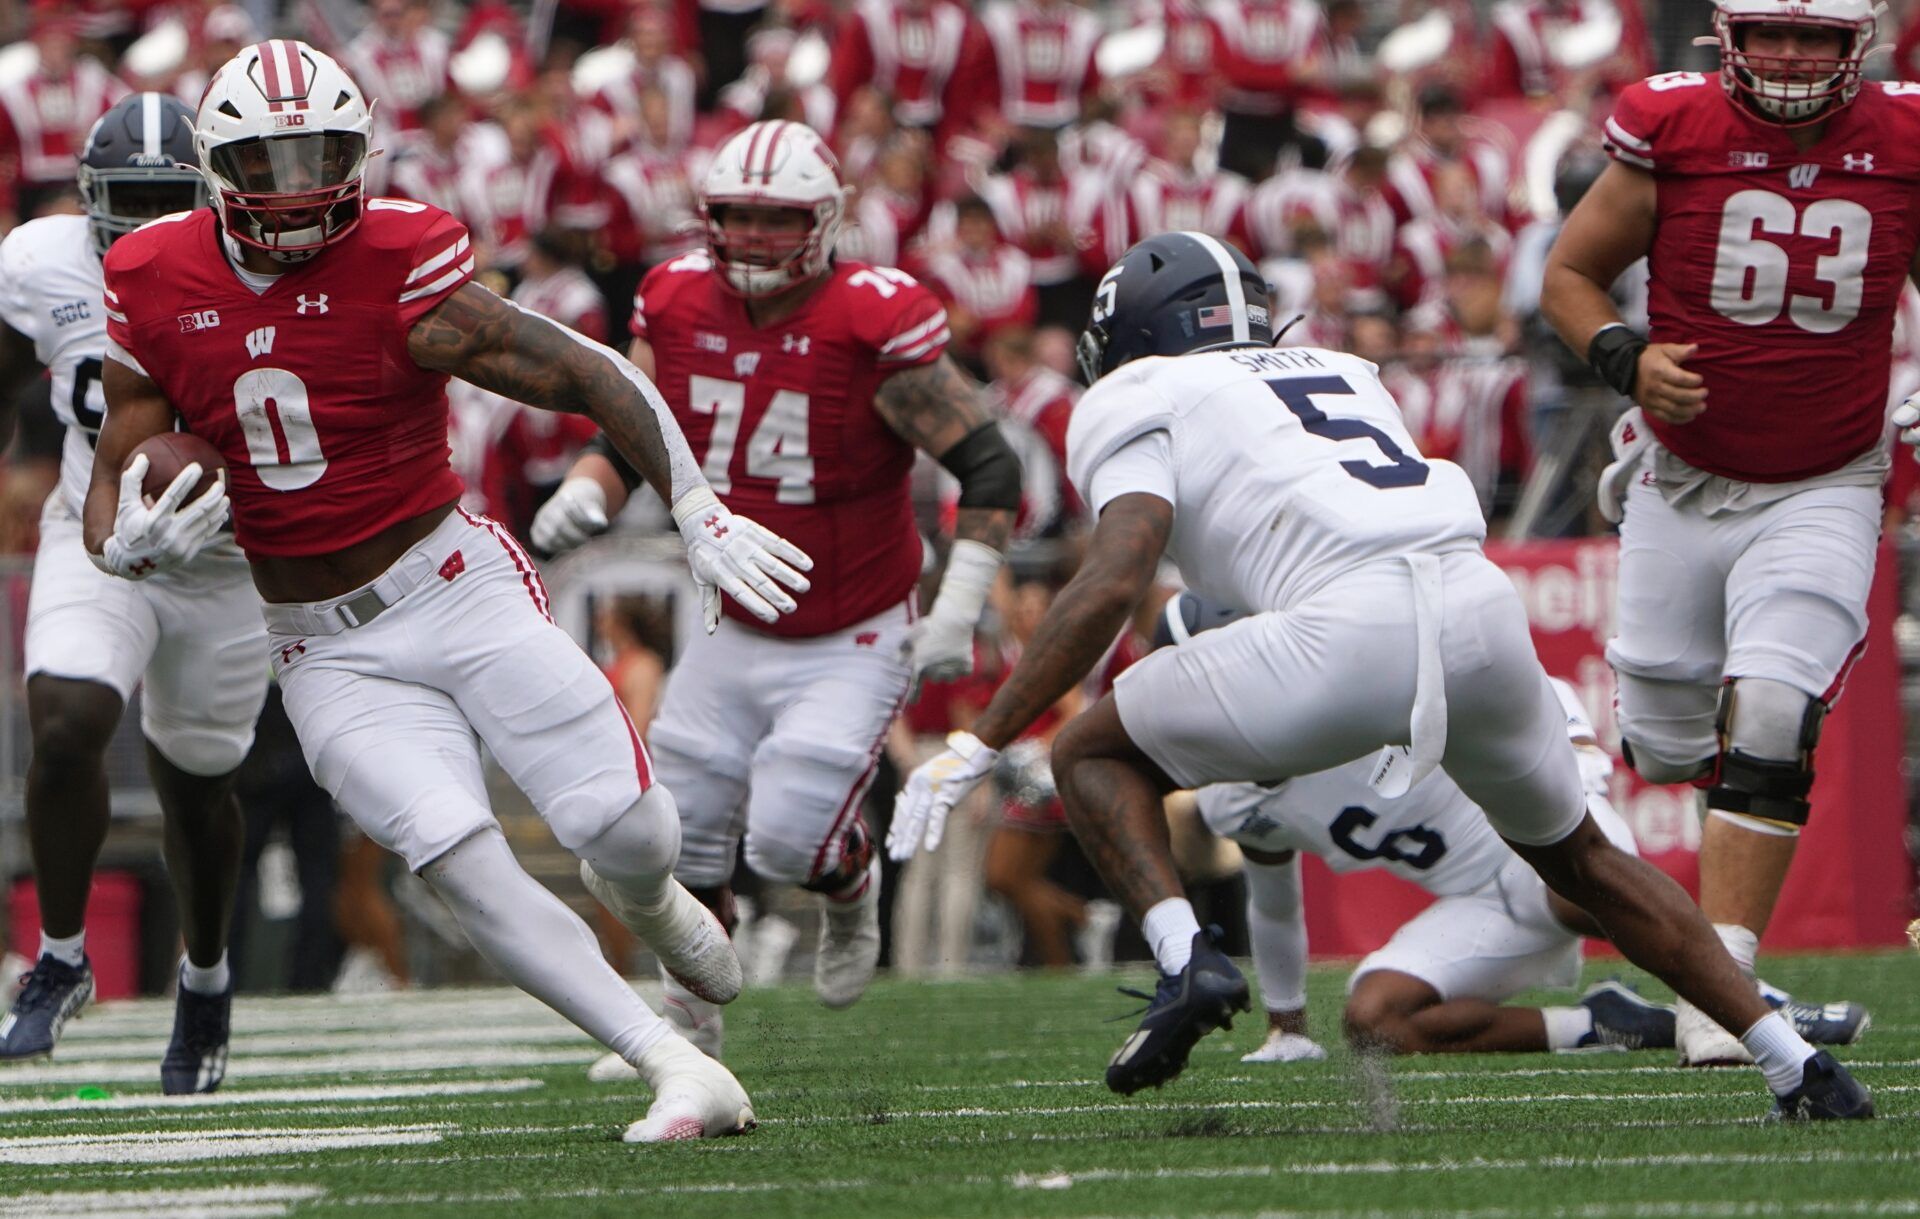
[1299,539,1914,958]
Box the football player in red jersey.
[1543,0,1888,1072]
[534,120,1020,1064]
[85,41,813,1143]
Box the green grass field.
[2,953,1916,1217]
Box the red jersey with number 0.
[102,201,471,558]
[1603,74,1920,482]
[631,252,949,637]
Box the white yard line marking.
[0,1078,543,1115]
[42,1025,593,1061]
[0,1124,448,1165]
[0,1044,594,1086]
[0,1185,325,1219]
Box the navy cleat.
[0,955,94,1061]
[162,975,233,1095]
[1770,1050,1874,1121]
[1105,927,1250,1096]
[1763,987,1871,1048]
[1575,980,1677,1051]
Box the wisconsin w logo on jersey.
[1789,164,1820,189]
[245,326,276,358]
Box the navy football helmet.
[78,93,207,257]
[1076,231,1274,385]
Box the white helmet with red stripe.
[699,120,848,297]
[194,39,374,262]
[1710,0,1881,126]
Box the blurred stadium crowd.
[5,0,1920,983]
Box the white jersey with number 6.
[1065,346,1486,614]
[0,213,111,516]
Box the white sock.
[39,930,85,968]
[1543,1006,1595,1051]
[180,951,230,995]
[1713,923,1759,975]
[1140,898,1201,974]
[425,829,671,1065]
[1742,1010,1817,1094]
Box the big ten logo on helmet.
[273,113,307,129]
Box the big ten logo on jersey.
[177,309,221,333]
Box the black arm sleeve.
[584,431,645,492]
[936,421,1022,511]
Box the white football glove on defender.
[90,454,229,581]
[904,539,1001,692]
[1240,1029,1328,1064]
[888,731,999,860]
[1893,396,1920,458]
[671,486,813,633]
[531,476,608,554]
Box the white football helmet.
[193,39,374,261]
[1709,0,1881,126]
[700,120,848,297]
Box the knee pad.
[1618,737,1713,787]
[143,713,252,778]
[574,786,681,886]
[1707,679,1824,832]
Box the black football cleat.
[0,954,94,1062]
[1105,927,1250,1096]
[1767,991,1872,1048]
[1576,979,1677,1051]
[1769,1051,1874,1121]
[162,975,233,1095]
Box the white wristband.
[670,484,723,531]
[927,539,1001,627]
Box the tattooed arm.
[968,492,1172,749]
[873,354,1017,552]
[875,354,1021,683]
[407,282,704,509]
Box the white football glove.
[531,475,608,555]
[91,454,229,581]
[671,486,812,633]
[1240,1030,1328,1064]
[887,731,999,861]
[1893,396,1920,458]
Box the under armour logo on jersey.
[1844,153,1876,173]
[735,352,762,378]
[1788,164,1820,189]
[245,326,276,358]
[782,333,810,355]
[279,640,306,664]
[439,551,466,582]
[296,293,329,315]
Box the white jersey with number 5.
[1065,346,1486,614]
[0,213,110,515]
